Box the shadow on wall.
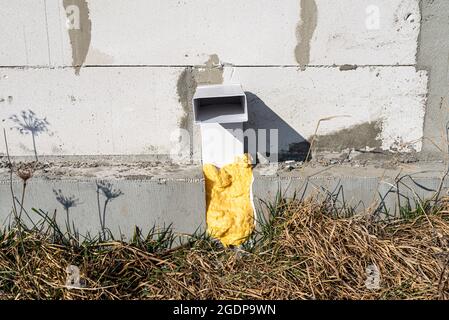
[244,92,310,163]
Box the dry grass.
[1,197,449,300]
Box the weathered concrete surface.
[295,0,318,68]
[0,0,446,237]
[0,163,205,240]
[236,66,427,154]
[0,0,430,161]
[0,66,427,158]
[417,0,449,159]
[62,0,92,75]
[1,161,448,238]
[0,0,420,67]
[253,161,449,218]
[0,67,186,157]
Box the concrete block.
[0,0,421,67]
[0,66,427,158]
[252,162,449,218]
[0,67,186,157]
[418,0,449,157]
[235,66,428,155]
[1,162,447,239]
[0,176,206,240]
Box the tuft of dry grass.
[1,197,449,300]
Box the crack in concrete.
[0,65,417,69]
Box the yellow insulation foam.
[203,154,254,247]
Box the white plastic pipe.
[193,84,248,168]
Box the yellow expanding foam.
[203,154,254,247]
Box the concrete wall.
[0,176,206,240]
[1,0,444,161]
[1,0,448,238]
[417,0,449,159]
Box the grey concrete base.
[1,161,448,240]
[253,162,449,219]
[0,169,206,241]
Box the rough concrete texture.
[253,161,449,218]
[0,66,427,158]
[0,0,448,234]
[417,0,449,159]
[1,160,448,237]
[0,67,185,156]
[0,162,205,239]
[295,0,318,69]
[0,0,421,66]
[235,66,427,155]
[0,0,430,160]
[313,122,382,152]
[176,55,224,159]
[62,0,91,75]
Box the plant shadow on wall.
[9,110,51,162]
[53,189,80,236]
[96,181,123,238]
[243,92,310,162]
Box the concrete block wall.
[2,0,449,239]
[0,176,206,239]
[1,0,445,161]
